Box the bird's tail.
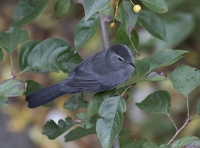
[26,83,65,108]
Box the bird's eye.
[118,58,123,61]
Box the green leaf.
[171,136,200,148]
[115,86,133,101]
[20,38,81,73]
[0,27,29,54]
[122,49,186,86]
[169,64,200,97]
[23,80,55,107]
[65,126,96,142]
[96,96,126,148]
[155,13,195,50]
[143,142,159,148]
[18,40,48,73]
[88,90,115,117]
[99,4,114,22]
[75,112,99,129]
[43,101,55,108]
[0,96,9,109]
[140,72,167,82]
[140,0,168,13]
[63,93,88,110]
[23,80,42,96]
[10,0,49,27]
[121,57,151,86]
[18,40,41,72]
[0,79,26,97]
[136,90,171,116]
[0,48,3,62]
[123,89,132,101]
[150,49,188,70]
[118,1,138,36]
[198,98,200,116]
[75,112,90,128]
[55,0,71,18]
[119,128,132,137]
[76,112,88,119]
[42,117,74,140]
[135,58,151,75]
[165,0,186,11]
[74,14,100,51]
[113,26,139,52]
[159,145,170,148]
[123,138,147,148]
[120,137,133,148]
[138,10,167,42]
[82,0,110,21]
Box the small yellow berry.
[133,5,141,13]
[110,22,116,29]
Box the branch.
[167,117,191,145]
[99,16,120,148]
[100,17,109,49]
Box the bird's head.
[109,44,136,68]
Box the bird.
[26,44,135,108]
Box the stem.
[167,117,191,145]
[100,16,109,49]
[10,54,13,70]
[16,67,29,77]
[186,96,190,117]
[191,116,200,120]
[10,53,16,78]
[121,85,134,97]
[129,36,140,56]
[129,0,134,5]
[168,115,178,130]
[111,136,120,148]
[100,16,120,148]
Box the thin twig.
[16,67,30,77]
[168,115,178,130]
[186,96,190,117]
[121,85,134,97]
[167,117,191,146]
[10,53,13,70]
[100,16,109,49]
[129,36,140,56]
[191,116,200,120]
[129,0,134,5]
[10,53,16,78]
[10,54,13,69]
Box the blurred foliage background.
[0,0,200,148]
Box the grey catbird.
[26,44,135,108]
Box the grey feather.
[26,44,135,108]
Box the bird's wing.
[66,62,118,93]
[65,48,120,92]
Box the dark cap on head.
[110,44,134,63]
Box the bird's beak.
[130,62,136,68]
[123,60,136,68]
